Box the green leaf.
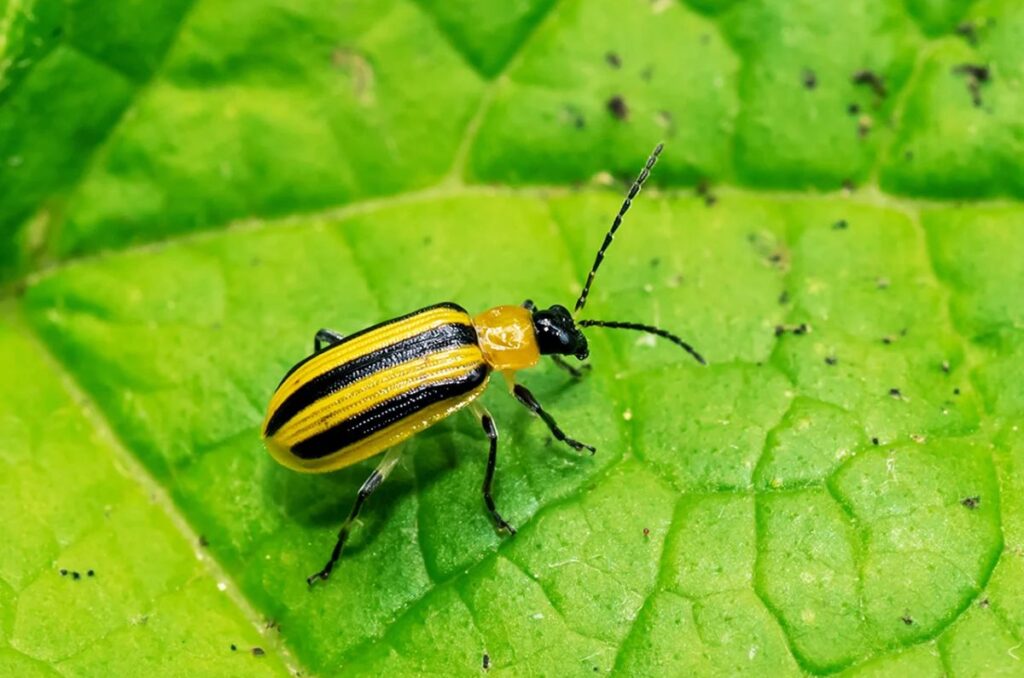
[2,0,1024,676]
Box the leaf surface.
[2,0,1023,675]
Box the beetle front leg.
[512,383,596,454]
[550,354,591,379]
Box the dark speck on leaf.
[955,21,979,45]
[775,323,808,337]
[643,527,651,538]
[979,597,990,608]
[483,652,491,670]
[640,65,654,82]
[825,355,838,366]
[607,95,629,120]
[954,388,961,396]
[847,103,860,116]
[842,179,856,193]
[605,52,621,69]
[802,68,817,89]
[953,63,991,107]
[889,388,902,399]
[778,290,790,305]
[199,535,209,547]
[230,644,237,652]
[696,180,717,206]
[60,569,67,576]
[872,437,880,446]
[833,219,848,230]
[852,69,887,98]
[901,614,914,626]
[87,569,94,577]
[72,571,81,580]
[941,360,951,373]
[962,496,981,510]
[252,647,265,657]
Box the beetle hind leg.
[475,406,516,535]
[307,446,401,586]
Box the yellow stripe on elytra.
[271,345,485,448]
[267,306,470,417]
[267,379,489,473]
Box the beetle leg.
[512,383,596,454]
[474,406,516,535]
[307,446,401,586]
[550,354,591,379]
[314,328,346,353]
[521,299,536,312]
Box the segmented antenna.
[573,143,664,315]
[578,319,706,365]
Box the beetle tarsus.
[306,569,331,587]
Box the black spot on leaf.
[851,69,887,99]
[607,95,629,120]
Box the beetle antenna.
[578,319,706,365]
[573,143,664,315]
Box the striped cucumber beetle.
[263,144,705,585]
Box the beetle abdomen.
[263,303,490,472]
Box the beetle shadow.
[263,425,467,558]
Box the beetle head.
[531,304,589,360]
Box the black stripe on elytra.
[291,364,489,460]
[276,302,469,388]
[265,321,478,437]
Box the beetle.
[262,144,705,586]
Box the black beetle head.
[532,304,589,360]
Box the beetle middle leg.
[512,383,596,454]
[307,446,401,586]
[473,405,516,535]
[314,328,346,353]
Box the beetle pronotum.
[262,144,705,585]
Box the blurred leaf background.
[2,0,1024,676]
